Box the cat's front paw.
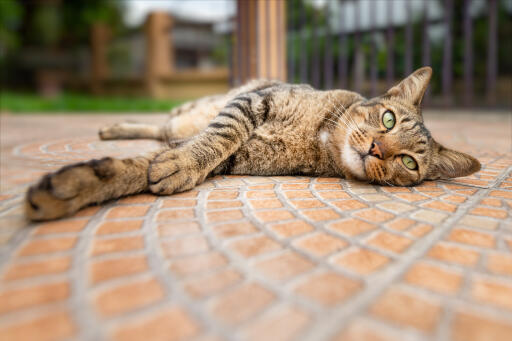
[148,150,203,195]
[25,157,116,220]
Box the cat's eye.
[382,111,395,129]
[402,155,418,170]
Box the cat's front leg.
[147,92,270,193]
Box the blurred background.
[0,0,510,112]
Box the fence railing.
[286,0,506,107]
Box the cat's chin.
[341,142,367,180]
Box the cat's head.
[332,66,480,186]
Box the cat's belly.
[214,131,337,177]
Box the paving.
[0,111,511,341]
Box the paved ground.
[0,111,511,341]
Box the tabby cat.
[26,67,480,220]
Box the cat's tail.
[25,155,152,221]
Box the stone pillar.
[233,0,287,85]
[145,12,174,97]
[90,22,110,94]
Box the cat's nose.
[369,140,385,159]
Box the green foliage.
[0,0,23,55]
[0,92,184,113]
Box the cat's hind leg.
[99,122,164,140]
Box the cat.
[25,67,480,221]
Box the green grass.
[0,92,185,113]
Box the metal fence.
[286,0,507,107]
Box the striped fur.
[26,67,480,220]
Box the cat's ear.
[426,141,481,180]
[385,67,432,106]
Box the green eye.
[382,111,395,129]
[402,155,418,170]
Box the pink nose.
[369,141,385,159]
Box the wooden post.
[90,22,110,95]
[145,12,174,98]
[233,0,287,85]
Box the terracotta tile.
[185,268,242,298]
[90,256,148,284]
[118,194,157,204]
[206,209,244,223]
[95,278,165,317]
[270,220,314,238]
[359,194,389,202]
[470,206,508,219]
[390,221,423,237]
[395,193,429,202]
[381,187,412,193]
[157,208,195,221]
[427,243,479,266]
[471,278,512,311]
[333,248,389,275]
[377,201,415,214]
[489,190,512,199]
[229,235,281,258]
[34,219,89,235]
[480,198,502,207]
[444,195,467,203]
[451,311,512,341]
[18,237,77,256]
[211,283,275,325]
[249,199,283,209]
[410,209,447,224]
[91,236,144,256]
[289,199,325,209]
[0,282,69,314]
[207,201,243,209]
[113,308,199,341]
[284,190,314,199]
[407,224,433,238]
[332,199,368,211]
[370,289,441,332]
[459,215,499,230]
[423,200,457,212]
[353,208,394,223]
[328,218,376,236]
[161,236,209,258]
[106,205,149,219]
[246,191,275,199]
[314,183,343,190]
[367,231,413,253]
[255,251,314,281]
[405,262,463,294]
[248,184,275,190]
[317,191,351,200]
[96,220,143,235]
[73,205,101,217]
[447,228,495,248]
[162,199,197,208]
[295,272,361,306]
[3,256,71,281]
[301,208,340,221]
[158,221,201,237]
[0,311,75,341]
[212,221,257,239]
[294,232,348,256]
[282,183,309,190]
[169,252,227,276]
[242,305,310,341]
[208,191,238,200]
[254,210,294,222]
[487,253,512,276]
[316,177,340,183]
[334,320,400,341]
